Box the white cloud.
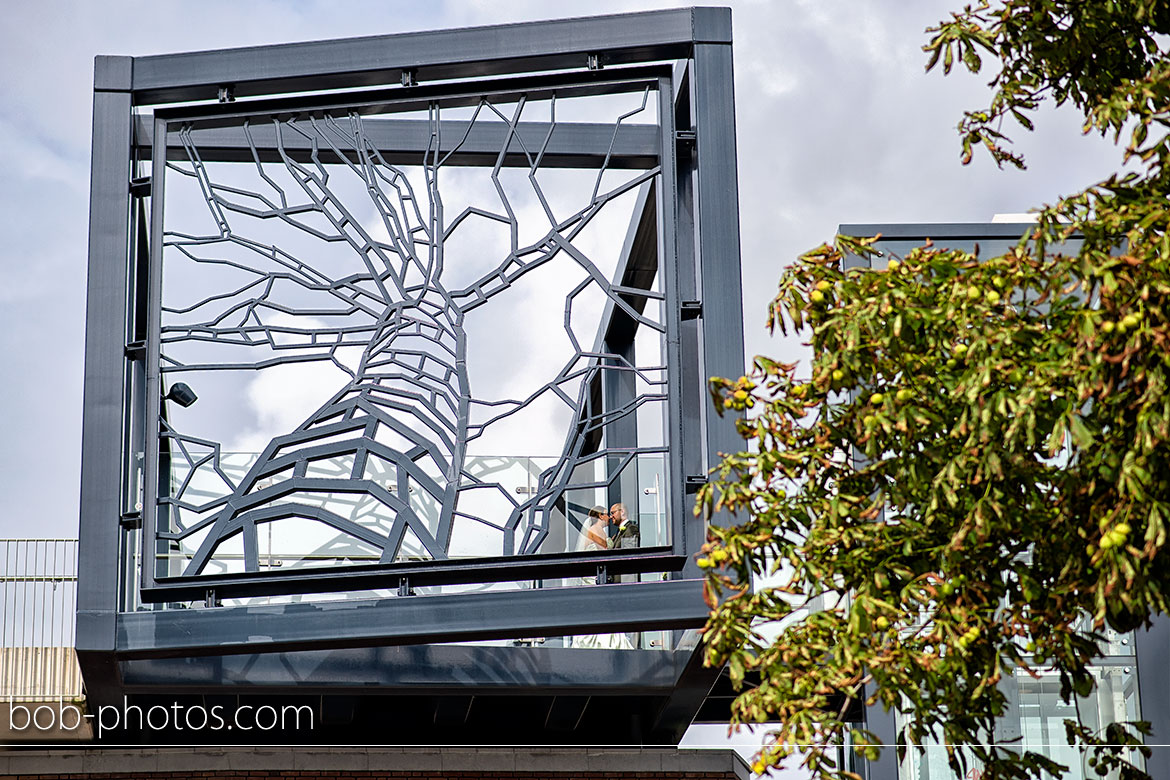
[229,360,352,454]
[0,118,84,188]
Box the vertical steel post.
[657,72,686,563]
[688,12,745,555]
[1135,619,1170,777]
[671,59,704,574]
[140,115,168,590]
[77,55,135,708]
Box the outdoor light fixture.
[164,382,198,408]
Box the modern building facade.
[841,222,1167,780]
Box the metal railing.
[0,539,83,701]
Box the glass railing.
[148,450,669,576]
[440,628,679,652]
[113,520,680,652]
[123,452,678,639]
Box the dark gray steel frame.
[136,66,682,601]
[79,9,743,733]
[841,222,1170,780]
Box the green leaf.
[702,8,1170,780]
[1068,415,1094,448]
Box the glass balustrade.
[124,450,675,644]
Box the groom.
[608,501,642,647]
[608,502,640,550]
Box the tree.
[698,3,1170,779]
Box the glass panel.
[157,451,668,579]
[898,664,1143,780]
[865,238,1085,271]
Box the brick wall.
[3,773,741,780]
[0,748,750,780]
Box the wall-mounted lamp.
[164,382,198,408]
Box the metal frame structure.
[139,70,679,599]
[79,8,744,742]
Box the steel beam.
[129,8,731,105]
[77,56,135,709]
[687,37,745,555]
[118,578,707,658]
[598,182,661,350]
[657,70,689,566]
[648,642,724,742]
[118,643,690,693]
[599,183,657,526]
[668,60,706,575]
[581,180,660,419]
[135,116,660,169]
[141,547,682,602]
[154,66,667,124]
[138,115,167,593]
